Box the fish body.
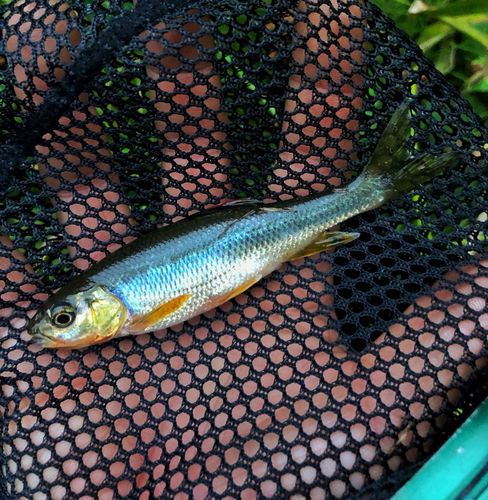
[28,103,458,348]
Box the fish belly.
[115,227,289,336]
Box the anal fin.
[128,293,191,332]
[288,231,360,261]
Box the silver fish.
[28,102,458,348]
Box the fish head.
[28,285,127,349]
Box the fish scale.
[104,181,407,334]
[28,103,460,348]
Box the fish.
[28,102,459,348]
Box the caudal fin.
[388,151,459,195]
[365,101,460,202]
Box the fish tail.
[386,151,459,196]
[364,101,460,202]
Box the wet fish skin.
[28,102,459,348]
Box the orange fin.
[129,293,191,331]
[288,231,360,260]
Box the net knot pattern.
[0,0,487,499]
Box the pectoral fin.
[128,293,192,332]
[288,231,360,261]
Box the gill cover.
[28,285,127,349]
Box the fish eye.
[51,303,76,328]
[53,312,75,327]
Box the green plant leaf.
[471,77,488,92]
[428,0,488,18]
[441,14,488,48]
[462,93,488,122]
[464,67,488,92]
[433,37,456,74]
[417,22,454,51]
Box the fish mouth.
[31,332,69,349]
[29,329,54,347]
[28,318,62,348]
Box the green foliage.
[370,0,488,125]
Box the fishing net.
[1,0,487,498]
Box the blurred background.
[370,0,488,125]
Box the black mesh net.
[1,0,487,498]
